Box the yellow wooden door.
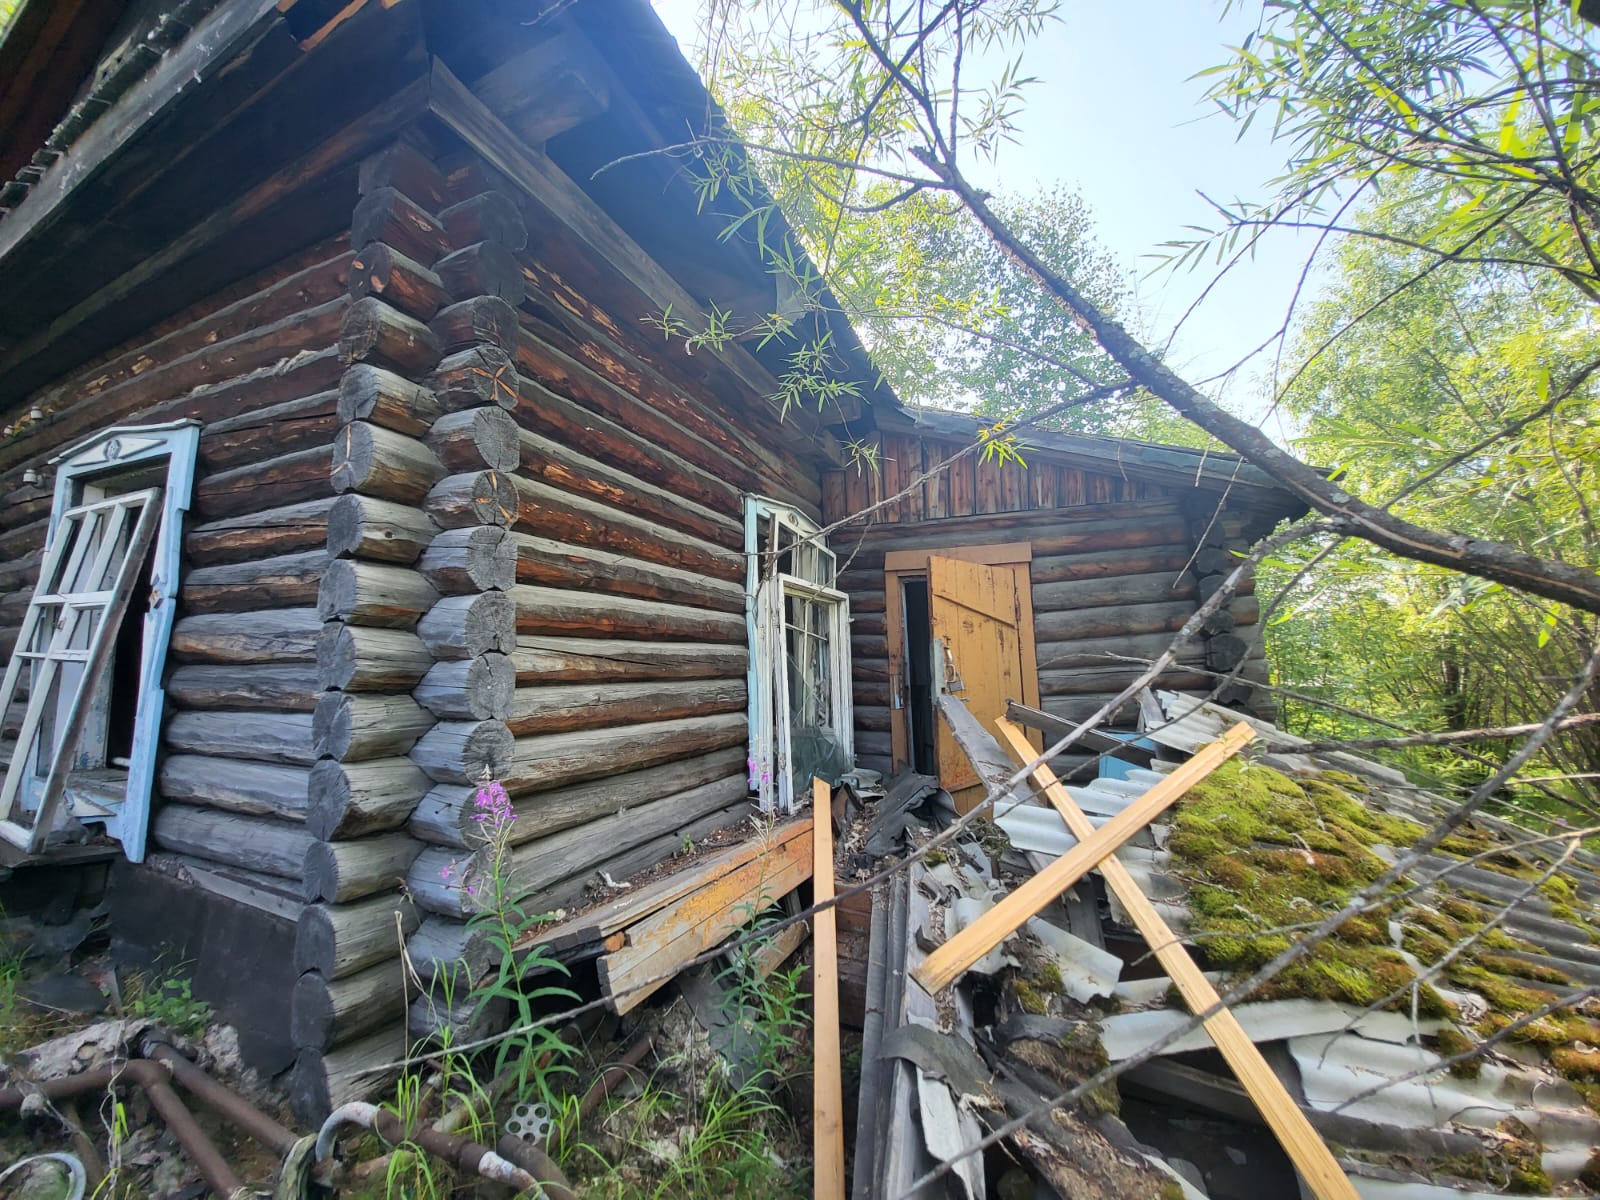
[928,556,1038,812]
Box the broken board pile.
[851,690,1600,1199]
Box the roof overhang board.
[0,0,430,408]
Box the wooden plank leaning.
[913,697,1254,993]
[811,778,846,1200]
[990,717,1360,1200]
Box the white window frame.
[744,497,853,813]
[2,420,198,859]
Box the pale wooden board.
[811,778,846,1200]
[597,822,814,1012]
[517,816,812,953]
[991,718,1359,1200]
[914,718,1254,993]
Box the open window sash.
[761,573,853,814]
[0,421,197,860]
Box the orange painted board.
[811,778,845,1199]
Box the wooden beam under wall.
[811,777,846,1200]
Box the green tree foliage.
[1258,157,1600,803]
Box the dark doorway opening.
[901,577,936,775]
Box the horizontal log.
[158,755,311,821]
[358,142,449,212]
[852,657,889,682]
[424,469,519,528]
[337,363,443,436]
[170,609,321,664]
[330,421,447,504]
[845,510,1190,563]
[352,186,451,266]
[511,585,745,643]
[1,304,347,479]
[296,893,419,979]
[1033,570,1197,613]
[506,677,745,737]
[412,654,515,720]
[1039,665,1212,697]
[318,559,439,629]
[1025,544,1195,585]
[164,710,316,765]
[1035,630,1206,671]
[409,719,515,784]
[326,493,436,564]
[186,497,336,566]
[6,247,350,471]
[290,1025,406,1127]
[855,731,891,758]
[409,745,747,848]
[349,242,448,320]
[854,705,891,733]
[409,773,750,919]
[513,375,739,515]
[304,832,424,903]
[510,475,742,581]
[317,624,432,692]
[517,428,739,548]
[166,663,320,712]
[516,319,819,508]
[430,295,521,355]
[415,591,517,659]
[182,550,330,614]
[193,446,331,521]
[428,345,519,412]
[308,756,433,839]
[510,533,744,612]
[435,240,524,304]
[418,526,516,594]
[1035,600,1195,644]
[407,988,506,1048]
[291,962,410,1052]
[404,917,495,988]
[152,803,316,880]
[339,296,443,376]
[510,636,747,684]
[1041,693,1141,727]
[199,390,338,472]
[502,711,746,796]
[439,190,526,251]
[314,692,434,762]
[426,406,520,473]
[522,801,759,920]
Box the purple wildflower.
[472,778,514,827]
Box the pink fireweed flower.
[471,779,514,826]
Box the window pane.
[784,591,847,794]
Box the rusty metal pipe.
[578,1032,654,1120]
[0,1059,248,1200]
[316,1100,577,1199]
[139,1036,299,1155]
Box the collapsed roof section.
[857,690,1600,1198]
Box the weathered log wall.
[0,233,356,914]
[831,490,1273,780]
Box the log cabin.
[0,0,1304,1120]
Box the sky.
[648,0,1325,433]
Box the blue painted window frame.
[35,419,200,861]
[744,496,853,813]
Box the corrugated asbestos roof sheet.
[853,691,1600,1198]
